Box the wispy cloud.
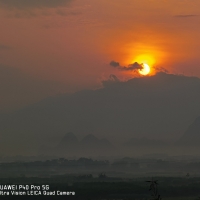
[0,0,73,9]
[56,9,81,17]
[5,9,80,19]
[174,14,198,18]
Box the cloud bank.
[1,72,200,155]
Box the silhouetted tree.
[98,173,107,178]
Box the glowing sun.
[139,63,150,75]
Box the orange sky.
[0,0,200,110]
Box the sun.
[139,63,150,75]
[129,54,154,76]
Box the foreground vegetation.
[1,157,200,199]
[0,176,200,199]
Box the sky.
[0,0,200,111]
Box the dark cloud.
[123,62,143,71]
[174,14,198,18]
[0,0,73,9]
[110,61,120,67]
[110,60,143,72]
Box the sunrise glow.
[134,54,155,67]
